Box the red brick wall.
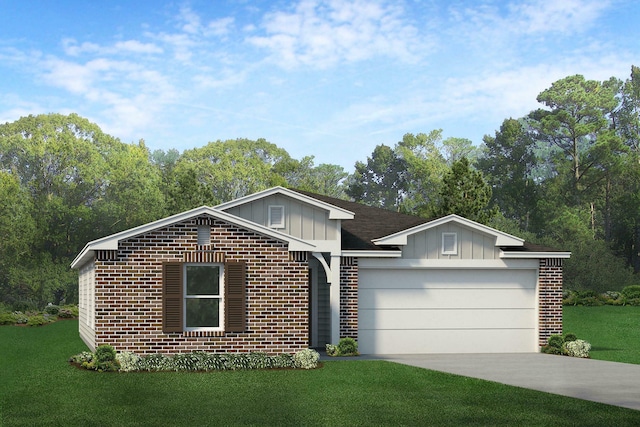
[339,257,358,340]
[90,216,309,355]
[538,258,563,347]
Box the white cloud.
[247,0,428,69]
[62,38,163,56]
[509,0,611,35]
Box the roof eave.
[501,251,571,259]
[71,205,316,269]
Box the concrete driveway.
[375,353,640,411]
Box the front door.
[308,259,330,348]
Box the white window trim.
[268,205,285,228]
[442,232,458,255]
[183,263,224,332]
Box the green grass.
[1,321,640,426]
[564,305,640,364]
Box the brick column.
[538,258,563,347]
[339,257,358,340]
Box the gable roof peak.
[372,213,525,247]
[215,186,354,220]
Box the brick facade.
[339,257,359,340]
[87,216,309,355]
[538,258,564,347]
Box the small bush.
[116,352,141,372]
[0,312,18,325]
[621,285,640,300]
[325,344,339,356]
[44,304,60,315]
[13,311,28,324]
[70,351,94,364]
[547,335,564,349]
[337,337,358,356]
[293,349,320,369]
[26,315,53,326]
[562,339,591,358]
[57,305,79,318]
[95,345,117,363]
[138,353,174,372]
[563,333,577,343]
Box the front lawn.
[1,321,639,426]
[564,305,640,364]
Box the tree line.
[1,66,639,308]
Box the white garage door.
[358,268,537,354]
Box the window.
[184,264,223,330]
[162,261,246,333]
[269,205,285,228]
[442,232,457,255]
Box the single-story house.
[72,186,569,355]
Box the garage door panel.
[359,308,535,330]
[357,267,538,354]
[358,328,536,354]
[359,288,535,310]
[359,269,536,290]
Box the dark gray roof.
[291,189,429,251]
[290,189,564,253]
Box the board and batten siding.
[402,223,500,260]
[78,260,96,351]
[224,194,338,241]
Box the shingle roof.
[290,189,429,251]
[290,189,566,254]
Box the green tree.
[346,144,408,210]
[273,155,348,198]
[395,131,448,215]
[442,137,479,165]
[477,118,539,231]
[0,113,166,306]
[528,74,620,194]
[617,65,640,152]
[170,138,291,209]
[435,157,497,224]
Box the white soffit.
[372,214,524,247]
[215,186,354,220]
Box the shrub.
[547,334,564,349]
[563,333,577,343]
[72,350,302,372]
[13,311,28,324]
[92,345,120,371]
[562,339,591,358]
[337,337,358,356]
[116,352,141,372]
[44,304,60,315]
[95,345,117,362]
[57,305,79,318]
[138,353,175,372]
[621,285,640,300]
[70,351,94,364]
[0,312,18,325]
[325,344,339,356]
[293,349,320,369]
[26,314,53,326]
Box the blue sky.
[1,0,638,171]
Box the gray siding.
[402,223,499,260]
[225,194,339,241]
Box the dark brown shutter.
[225,261,246,333]
[162,262,183,333]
